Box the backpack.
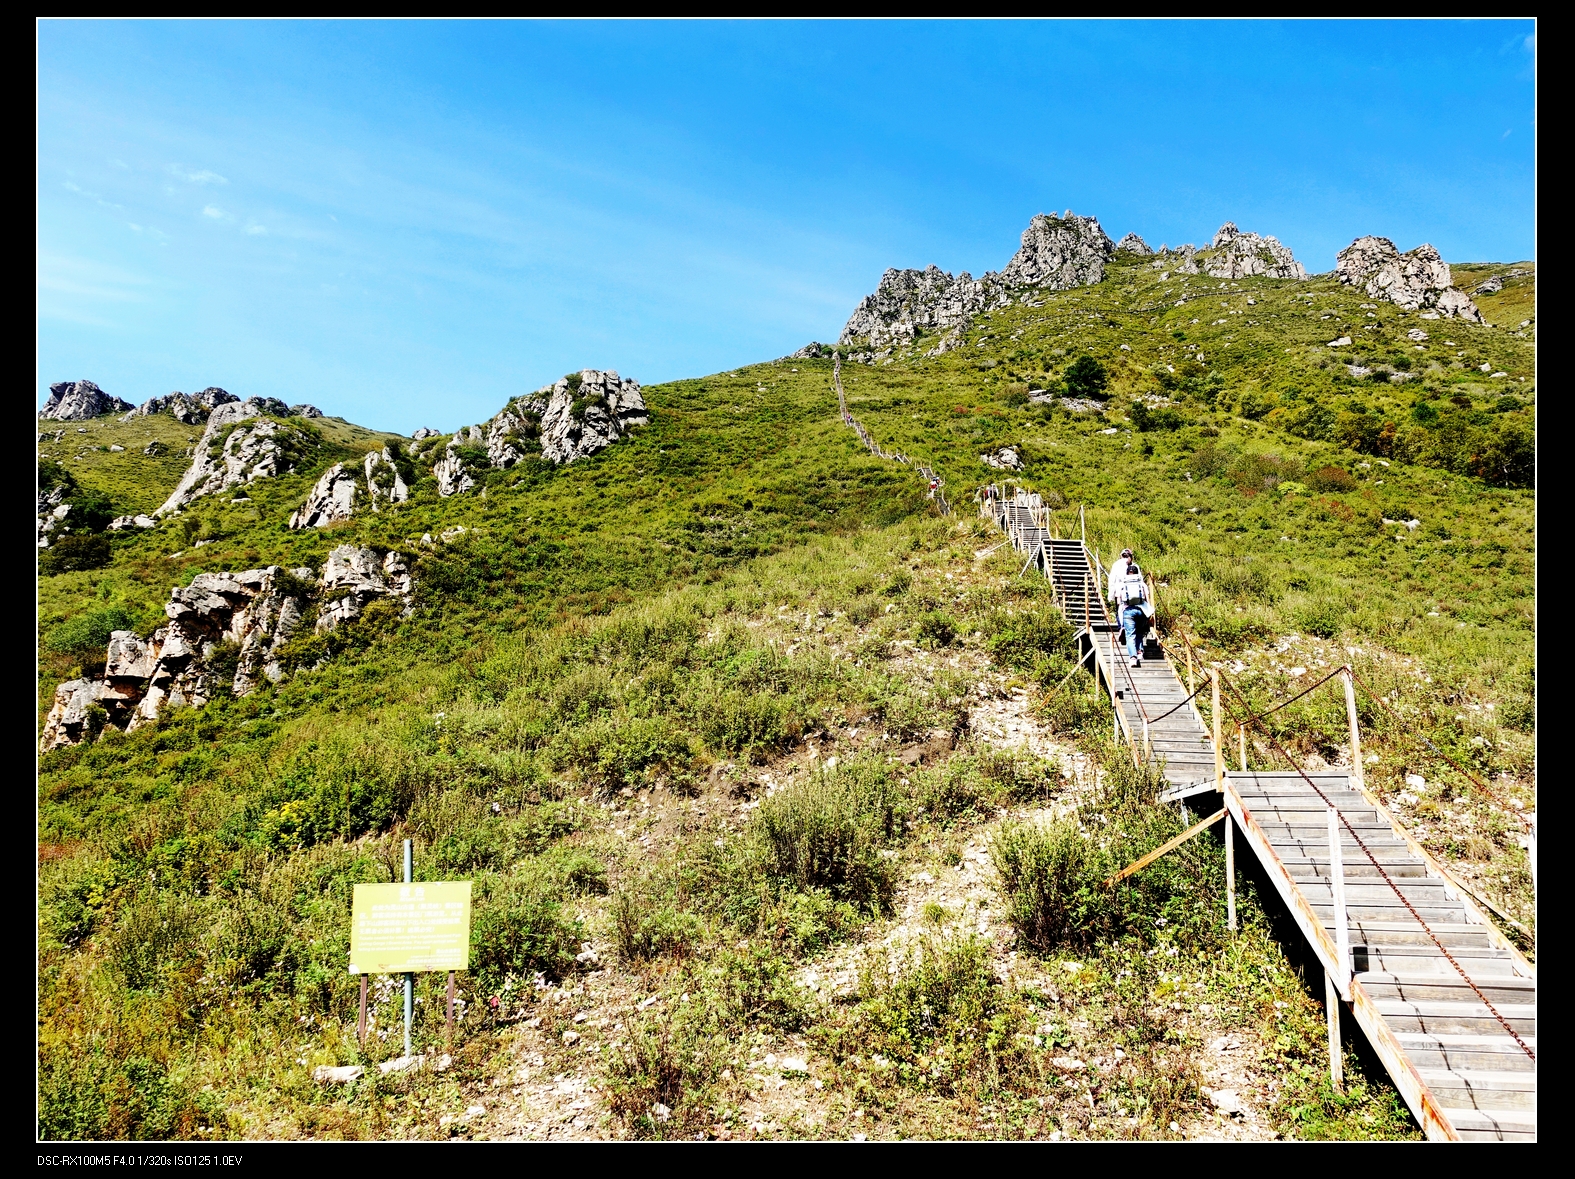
[1116,571,1148,607]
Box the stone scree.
[40,544,413,751]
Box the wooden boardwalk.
[979,486,1537,1142]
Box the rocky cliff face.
[39,381,134,421]
[1115,233,1153,255]
[420,370,649,497]
[157,399,314,515]
[124,387,238,425]
[286,446,410,528]
[1202,223,1307,280]
[1335,236,1484,322]
[838,212,1116,353]
[40,545,414,750]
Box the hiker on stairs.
[1114,559,1152,667]
[1106,548,1133,605]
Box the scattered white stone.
[312,1065,364,1084]
[1208,1088,1242,1115]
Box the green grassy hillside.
[36,254,1533,1141]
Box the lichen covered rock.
[157,399,314,515]
[1202,223,1307,280]
[288,462,359,529]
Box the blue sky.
[38,20,1536,434]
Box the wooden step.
[1370,998,1536,1036]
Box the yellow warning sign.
[349,881,471,974]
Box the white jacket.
[1106,556,1130,602]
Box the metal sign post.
[403,839,413,1059]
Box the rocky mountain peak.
[1115,233,1153,255]
[156,398,314,516]
[1202,222,1307,280]
[997,211,1115,289]
[39,380,134,421]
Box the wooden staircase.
[977,484,1537,1142]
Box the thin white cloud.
[63,180,82,192]
[203,204,225,219]
[1502,128,1513,139]
[245,223,268,235]
[172,166,229,185]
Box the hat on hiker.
[1121,548,1133,558]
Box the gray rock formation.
[1335,237,1483,322]
[838,211,1115,352]
[839,264,1001,350]
[788,342,835,359]
[290,403,324,418]
[157,399,312,515]
[364,446,410,510]
[108,514,158,531]
[39,547,414,750]
[433,447,476,497]
[412,427,441,440]
[979,446,1023,471]
[288,462,359,529]
[998,212,1114,289]
[1202,223,1307,280]
[315,545,412,633]
[126,387,238,425]
[39,380,134,421]
[534,370,649,466]
[1115,233,1153,255]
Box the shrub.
[1063,355,1109,400]
[1306,466,1357,494]
[612,883,703,963]
[44,608,136,656]
[753,760,901,913]
[40,533,113,575]
[985,606,1074,674]
[1130,401,1183,431]
[469,877,579,988]
[916,610,957,649]
[606,1017,721,1140]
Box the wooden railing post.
[1343,667,1364,794]
[1329,805,1350,997]
[1211,669,1223,795]
[1325,969,1344,1093]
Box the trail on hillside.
[834,351,951,514]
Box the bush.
[606,1017,721,1140]
[1064,355,1109,400]
[612,883,703,963]
[1129,401,1183,431]
[39,533,113,575]
[44,607,136,656]
[916,610,957,649]
[469,877,580,988]
[1306,466,1357,493]
[753,760,901,913]
[985,606,1074,674]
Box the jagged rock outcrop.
[288,462,359,529]
[315,545,413,633]
[998,212,1114,289]
[838,211,1115,352]
[364,446,410,510]
[979,446,1023,471]
[839,264,1001,351]
[125,387,238,425]
[433,448,476,497]
[1202,223,1307,280]
[788,342,835,359]
[40,546,414,750]
[535,371,649,466]
[157,399,312,515]
[1335,237,1483,322]
[108,514,158,531]
[1115,233,1153,255]
[291,403,323,418]
[39,380,133,421]
[412,427,441,441]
